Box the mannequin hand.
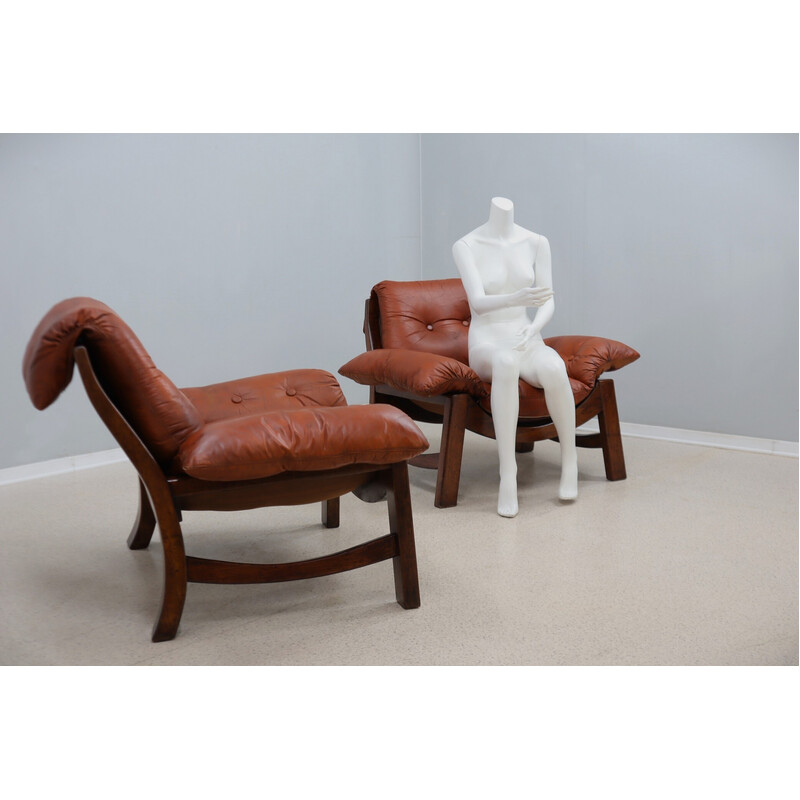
[511,287,553,308]
[513,325,543,351]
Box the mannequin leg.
[489,351,522,517]
[521,349,578,500]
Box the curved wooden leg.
[515,441,534,453]
[322,497,340,528]
[127,478,156,550]
[150,491,187,643]
[386,463,420,609]
[598,380,627,481]
[434,393,468,508]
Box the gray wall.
[2,133,797,471]
[1,134,420,469]
[420,134,799,441]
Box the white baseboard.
[1,422,797,487]
[578,421,798,457]
[0,448,127,487]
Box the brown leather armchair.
[23,298,428,642]
[340,279,640,508]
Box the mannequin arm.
[519,297,555,340]
[452,240,552,315]
[515,236,555,347]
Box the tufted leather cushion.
[23,298,203,463]
[339,349,488,399]
[183,369,347,423]
[546,335,640,386]
[176,404,429,482]
[373,279,471,363]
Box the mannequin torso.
[460,229,543,352]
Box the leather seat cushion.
[183,369,347,423]
[176,404,429,482]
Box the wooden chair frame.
[74,345,420,642]
[363,299,627,508]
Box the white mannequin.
[453,197,578,517]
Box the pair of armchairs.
[24,282,638,642]
[340,279,640,508]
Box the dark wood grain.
[186,535,397,584]
[408,452,441,469]
[127,477,156,549]
[597,379,627,480]
[435,393,468,508]
[322,497,340,528]
[386,463,420,609]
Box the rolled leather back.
[372,279,471,364]
[23,298,202,464]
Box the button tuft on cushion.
[426,324,434,331]
[231,394,243,404]
[462,320,469,326]
[286,387,297,396]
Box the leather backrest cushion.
[23,297,202,463]
[373,279,471,364]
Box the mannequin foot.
[558,461,578,501]
[497,475,519,517]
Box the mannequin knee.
[538,357,569,389]
[491,350,519,379]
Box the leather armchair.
[23,298,428,641]
[340,279,640,508]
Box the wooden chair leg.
[597,380,627,481]
[515,441,534,453]
[434,393,468,508]
[386,463,420,609]
[127,477,156,550]
[322,497,340,528]
[150,489,188,643]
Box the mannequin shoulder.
[533,232,550,251]
[452,230,480,257]
[512,224,545,244]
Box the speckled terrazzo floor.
[1,426,797,665]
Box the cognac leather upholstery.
[341,279,640,419]
[24,298,429,480]
[374,278,472,364]
[24,297,203,463]
[182,370,348,422]
[340,348,489,400]
[177,404,428,481]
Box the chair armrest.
[339,349,489,399]
[176,404,429,482]
[545,335,640,389]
